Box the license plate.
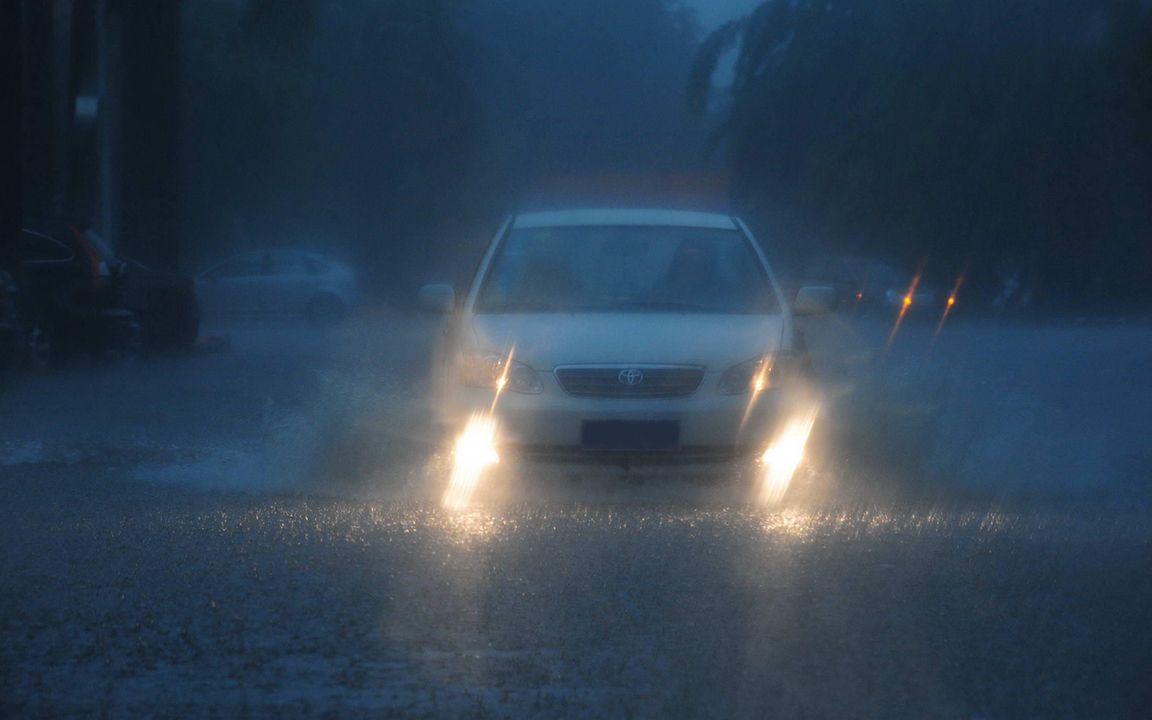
[581,421,680,450]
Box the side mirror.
[793,285,837,316]
[418,283,456,313]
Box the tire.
[307,294,347,324]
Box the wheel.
[307,294,347,324]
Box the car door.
[16,230,81,316]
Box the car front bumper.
[442,380,784,457]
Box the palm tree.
[687,1,864,208]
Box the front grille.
[554,366,704,398]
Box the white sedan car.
[196,250,357,322]
[423,209,833,459]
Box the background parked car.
[12,228,139,363]
[73,227,201,352]
[793,255,904,312]
[884,282,942,312]
[195,250,357,322]
[17,225,201,357]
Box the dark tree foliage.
[691,0,1152,310]
[182,0,478,293]
[0,0,21,266]
[182,0,705,293]
[458,0,706,189]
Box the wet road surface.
[2,312,1151,718]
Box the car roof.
[512,208,738,231]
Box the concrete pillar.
[116,0,181,270]
[0,0,19,265]
[49,0,73,222]
[17,0,57,230]
[96,0,121,250]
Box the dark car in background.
[796,255,966,319]
[884,282,942,313]
[12,228,138,363]
[8,226,200,365]
[795,255,904,312]
[69,226,201,351]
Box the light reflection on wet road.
[5,463,1150,718]
[2,314,1151,718]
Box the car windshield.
[477,226,779,314]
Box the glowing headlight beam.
[757,406,818,506]
[442,412,499,511]
[934,272,965,337]
[490,346,516,414]
[887,262,925,348]
[739,358,775,433]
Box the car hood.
[469,313,786,370]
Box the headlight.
[460,353,543,394]
[718,356,771,395]
[717,352,803,394]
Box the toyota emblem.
[618,368,644,386]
